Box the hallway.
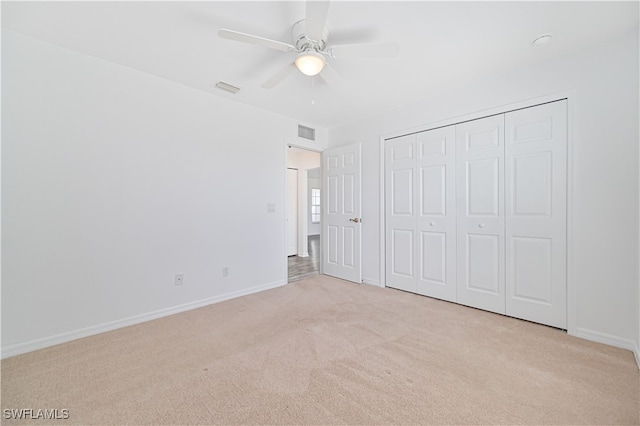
[288,235,320,282]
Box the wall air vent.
[298,124,315,141]
[215,81,240,94]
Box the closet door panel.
[416,126,457,301]
[456,115,506,314]
[466,233,501,293]
[385,134,417,293]
[421,165,446,216]
[506,100,567,329]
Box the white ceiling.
[3,1,638,129]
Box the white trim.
[285,140,324,154]
[565,90,578,337]
[379,90,576,332]
[379,91,575,141]
[320,151,324,276]
[283,142,289,283]
[572,327,640,369]
[379,135,386,288]
[1,280,287,359]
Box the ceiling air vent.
[298,124,315,141]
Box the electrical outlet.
[174,273,184,286]
[222,267,229,277]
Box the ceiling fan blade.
[218,29,296,52]
[261,63,297,89]
[329,42,400,59]
[305,1,331,41]
[318,62,349,92]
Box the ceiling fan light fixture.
[295,51,325,76]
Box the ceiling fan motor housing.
[292,19,329,53]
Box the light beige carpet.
[2,275,639,425]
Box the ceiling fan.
[218,1,399,89]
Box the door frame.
[378,90,576,334]
[284,143,324,283]
[286,167,299,257]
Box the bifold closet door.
[415,126,456,302]
[385,127,456,301]
[456,115,506,314]
[385,100,567,328]
[505,100,567,329]
[385,134,417,293]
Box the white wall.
[1,30,307,357]
[329,29,640,359]
[287,148,321,170]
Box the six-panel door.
[322,144,362,283]
[455,114,506,314]
[385,134,417,293]
[505,101,567,328]
[416,127,457,301]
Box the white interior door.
[287,168,298,256]
[456,115,506,314]
[385,134,417,293]
[416,126,457,301]
[505,100,567,328]
[322,144,362,283]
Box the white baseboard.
[1,280,287,359]
[362,277,383,288]
[571,326,640,369]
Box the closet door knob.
[478,223,486,228]
[429,222,435,227]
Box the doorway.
[287,147,321,282]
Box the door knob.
[429,222,435,227]
[478,223,486,228]
[349,218,360,223]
